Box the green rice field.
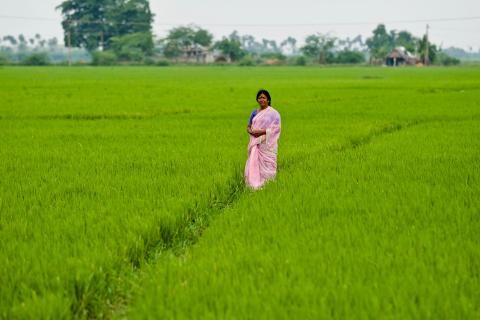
[0,66,479,319]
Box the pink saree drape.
[245,106,281,189]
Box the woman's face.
[257,93,269,108]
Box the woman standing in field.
[245,89,281,189]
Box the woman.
[245,89,281,189]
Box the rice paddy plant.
[129,117,480,320]
[0,66,479,318]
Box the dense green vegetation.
[0,66,479,319]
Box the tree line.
[0,34,89,65]
[0,0,468,66]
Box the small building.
[170,46,230,64]
[385,47,419,66]
[180,45,215,63]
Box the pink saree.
[245,106,281,189]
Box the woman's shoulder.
[268,106,281,117]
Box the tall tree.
[352,35,365,48]
[166,26,195,51]
[163,39,182,60]
[366,24,394,62]
[17,34,28,51]
[193,28,213,47]
[107,0,154,58]
[57,0,112,51]
[337,35,367,52]
[280,36,297,55]
[261,39,270,52]
[214,31,246,62]
[395,30,417,53]
[57,0,153,52]
[241,35,256,52]
[238,34,268,55]
[47,37,59,50]
[110,32,153,60]
[18,34,26,44]
[109,0,153,36]
[3,36,17,46]
[301,33,336,64]
[162,25,213,60]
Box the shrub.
[110,32,154,62]
[260,52,287,61]
[144,57,156,65]
[115,48,144,62]
[156,59,170,67]
[295,56,307,66]
[21,53,50,66]
[0,52,10,65]
[91,51,117,66]
[435,52,461,66]
[335,50,365,64]
[238,55,255,66]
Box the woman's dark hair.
[256,89,271,105]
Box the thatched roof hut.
[386,47,419,66]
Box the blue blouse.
[249,109,258,125]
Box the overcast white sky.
[1,0,479,50]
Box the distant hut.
[386,47,419,66]
[179,46,230,64]
[212,49,230,63]
[181,45,215,63]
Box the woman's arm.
[247,124,257,136]
[249,128,266,137]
